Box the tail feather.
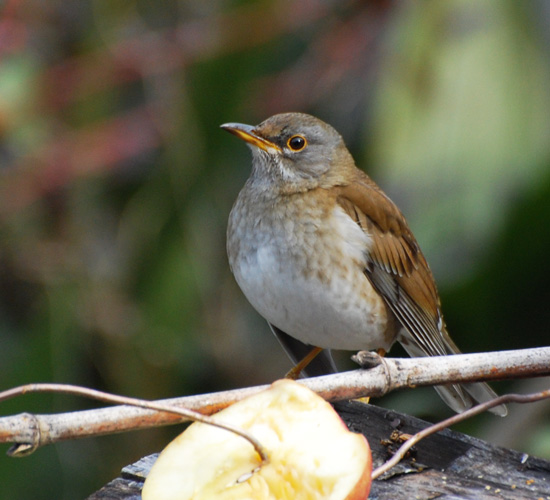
[462,382,507,417]
[434,381,507,417]
[399,331,507,416]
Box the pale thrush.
[222,112,506,416]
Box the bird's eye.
[287,135,307,152]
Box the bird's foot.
[351,349,385,369]
[352,349,386,404]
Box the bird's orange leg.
[285,346,324,380]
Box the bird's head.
[221,113,355,192]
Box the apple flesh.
[142,379,372,500]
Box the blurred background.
[1,0,549,498]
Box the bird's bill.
[221,122,282,153]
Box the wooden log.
[87,400,550,499]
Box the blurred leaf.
[371,0,550,282]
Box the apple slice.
[142,379,372,500]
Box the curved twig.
[0,384,268,463]
[372,388,550,480]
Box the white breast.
[229,200,394,352]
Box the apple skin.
[143,379,372,500]
[344,438,372,500]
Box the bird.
[222,112,506,416]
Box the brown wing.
[335,175,507,416]
[334,176,451,358]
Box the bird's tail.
[399,329,507,417]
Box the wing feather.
[334,174,507,415]
[335,177,446,357]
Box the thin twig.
[0,384,268,463]
[371,388,550,480]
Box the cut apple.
[142,379,372,500]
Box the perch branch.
[0,346,549,455]
[0,385,270,461]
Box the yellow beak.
[221,123,282,153]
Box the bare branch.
[0,384,269,461]
[1,346,549,455]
